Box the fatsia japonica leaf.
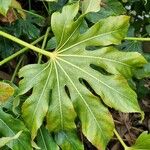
[86,0,126,23]
[0,108,32,150]
[126,132,150,150]
[18,2,147,150]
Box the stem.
[0,30,53,58]
[28,0,31,10]
[38,27,51,64]
[125,37,150,41]
[114,129,128,149]
[0,36,44,66]
[11,6,45,19]
[42,1,50,15]
[11,56,24,83]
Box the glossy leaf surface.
[55,131,84,150]
[18,2,147,150]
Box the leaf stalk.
[125,37,150,41]
[0,35,44,66]
[38,27,51,63]
[0,31,53,59]
[11,55,24,83]
[114,129,128,149]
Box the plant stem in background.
[125,37,150,41]
[28,0,31,10]
[38,27,51,64]
[11,55,24,83]
[42,1,50,15]
[12,7,45,19]
[114,129,128,149]
[0,31,53,58]
[0,36,44,66]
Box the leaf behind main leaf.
[126,131,150,150]
[0,131,22,148]
[55,130,84,150]
[0,108,32,150]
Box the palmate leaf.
[18,2,147,150]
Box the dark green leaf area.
[0,108,32,150]
[37,126,59,150]
[12,18,40,40]
[119,27,143,53]
[0,37,20,59]
[86,0,126,23]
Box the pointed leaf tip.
[81,0,101,14]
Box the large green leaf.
[0,36,20,59]
[119,27,143,53]
[0,109,32,150]
[18,2,147,150]
[126,132,150,150]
